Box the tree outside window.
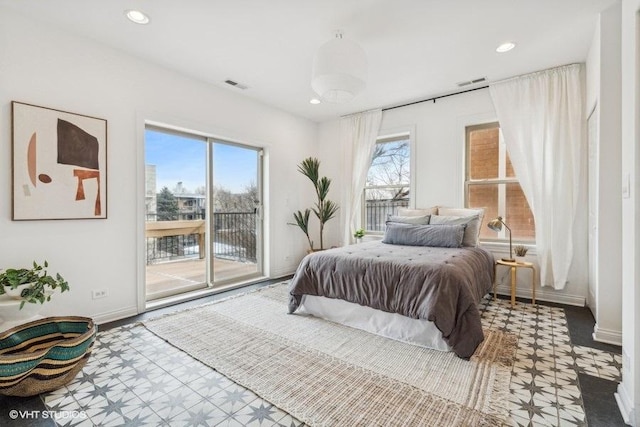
[363,135,410,232]
[156,186,179,221]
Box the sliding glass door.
[144,127,263,302]
[211,142,262,284]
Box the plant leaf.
[316,177,331,201]
[297,157,320,185]
[316,200,339,223]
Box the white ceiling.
[0,0,618,123]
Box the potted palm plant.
[290,157,339,252]
[0,261,70,309]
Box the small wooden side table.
[494,260,536,307]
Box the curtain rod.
[339,84,489,118]
[356,62,578,115]
[382,85,489,112]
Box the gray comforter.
[288,241,494,358]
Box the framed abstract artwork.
[12,101,107,220]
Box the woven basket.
[0,316,96,397]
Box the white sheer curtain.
[489,64,583,289]
[340,109,382,245]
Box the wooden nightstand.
[494,259,536,307]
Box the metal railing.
[213,212,257,262]
[145,233,201,264]
[145,212,257,265]
[365,199,409,232]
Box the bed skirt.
[298,295,451,351]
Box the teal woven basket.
[0,316,96,397]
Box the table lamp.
[487,216,514,262]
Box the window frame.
[361,127,415,234]
[464,122,535,244]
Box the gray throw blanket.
[288,241,494,358]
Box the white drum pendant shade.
[312,33,367,103]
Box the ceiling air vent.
[456,77,487,88]
[224,79,248,90]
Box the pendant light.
[311,31,367,103]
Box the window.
[465,123,535,241]
[363,134,410,232]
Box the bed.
[287,207,494,359]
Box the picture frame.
[11,101,107,220]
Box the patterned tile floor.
[34,296,622,427]
[479,298,622,426]
[43,325,301,427]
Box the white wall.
[315,119,343,248]
[618,1,640,424]
[586,20,601,115]
[318,89,590,305]
[585,3,623,346]
[0,8,317,324]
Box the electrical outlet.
[92,289,108,299]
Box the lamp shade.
[487,217,504,232]
[312,32,367,103]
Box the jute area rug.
[143,283,516,427]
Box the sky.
[145,129,257,194]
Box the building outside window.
[465,122,535,242]
[363,134,410,232]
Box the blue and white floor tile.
[38,298,620,426]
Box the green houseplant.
[291,157,339,251]
[514,245,528,257]
[0,261,70,309]
[513,245,528,263]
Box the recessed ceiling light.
[496,42,516,53]
[125,9,150,25]
[310,98,321,105]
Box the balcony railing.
[145,212,257,265]
[365,199,409,232]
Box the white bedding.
[298,294,451,351]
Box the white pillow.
[431,213,482,247]
[397,206,438,217]
[437,206,485,219]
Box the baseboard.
[270,266,297,279]
[94,273,297,327]
[93,306,138,326]
[615,383,635,426]
[593,324,623,346]
[270,273,294,282]
[493,284,586,306]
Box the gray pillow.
[382,223,466,248]
[430,214,480,247]
[386,214,430,225]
